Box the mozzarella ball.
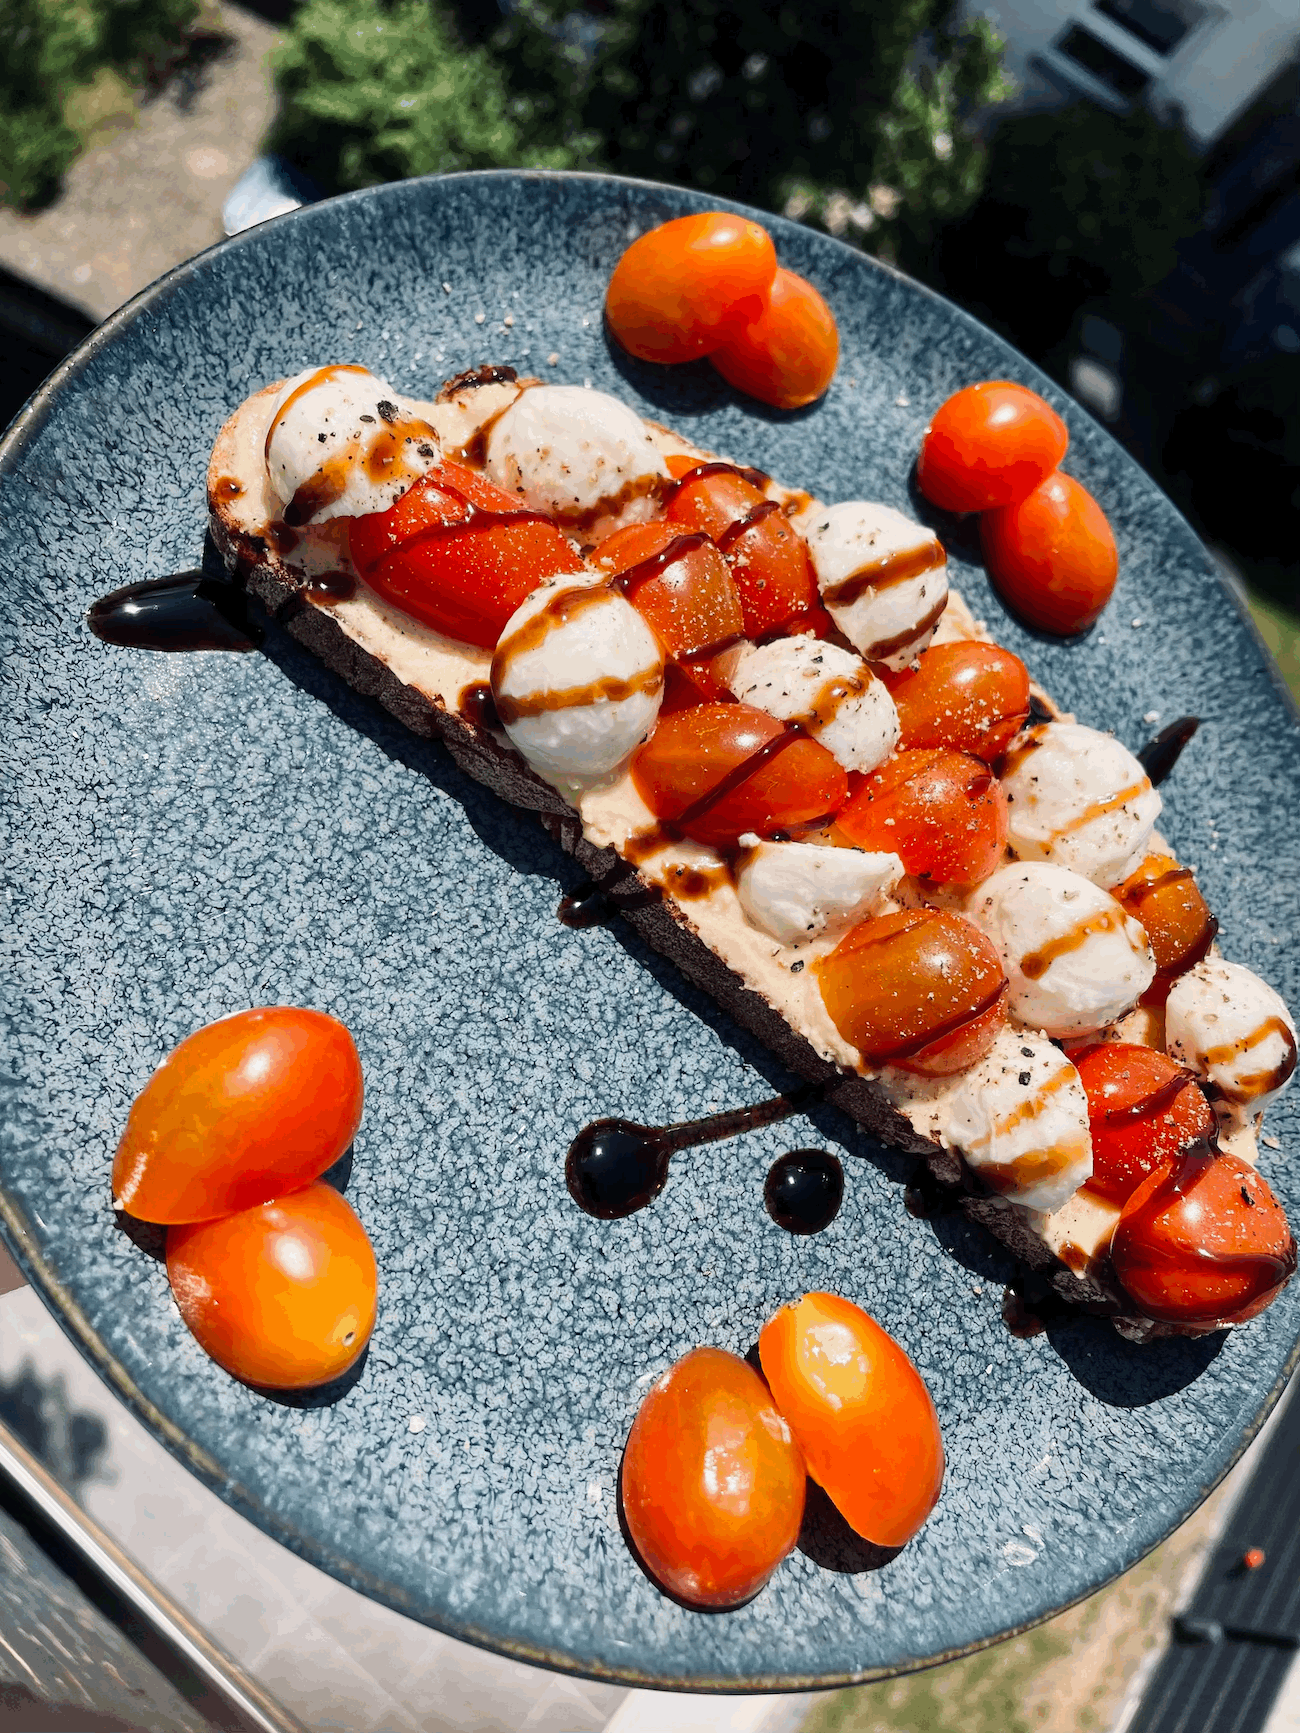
[727,635,900,773]
[946,1030,1093,1213]
[491,572,663,793]
[1002,722,1161,888]
[265,366,441,524]
[1166,959,1298,1129]
[485,384,670,542]
[803,501,948,669]
[968,862,1155,1038]
[736,839,903,947]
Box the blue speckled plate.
[2,171,1298,1692]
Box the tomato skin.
[112,1009,364,1224]
[606,213,778,364]
[1073,1042,1218,1207]
[1114,854,1217,1005]
[817,909,1007,1076]
[591,521,744,661]
[759,1293,943,1548]
[880,642,1031,762]
[834,748,1009,885]
[349,462,583,648]
[621,1346,806,1608]
[710,269,839,410]
[664,468,824,639]
[981,471,1118,636]
[167,1182,378,1388]
[918,381,1069,514]
[1110,1151,1296,1327]
[631,703,847,848]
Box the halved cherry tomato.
[1114,853,1217,1005]
[1073,1042,1218,1207]
[1110,1150,1295,1327]
[710,268,839,410]
[834,749,1009,885]
[918,381,1069,514]
[816,909,1006,1076]
[981,471,1118,636]
[112,1008,364,1224]
[167,1181,378,1388]
[759,1293,943,1548]
[591,521,744,663]
[879,642,1031,762]
[605,213,778,364]
[348,461,583,648]
[621,1346,806,1608]
[631,703,847,848]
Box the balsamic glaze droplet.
[565,1119,669,1219]
[764,1149,844,1235]
[1137,715,1199,786]
[87,571,260,652]
[557,880,610,929]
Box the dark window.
[1056,26,1153,96]
[1093,0,1204,56]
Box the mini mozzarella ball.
[735,837,903,947]
[968,862,1155,1038]
[1002,722,1161,888]
[727,635,900,774]
[803,501,948,669]
[484,384,670,541]
[1166,959,1298,1129]
[265,366,441,524]
[946,1030,1092,1214]
[491,572,663,793]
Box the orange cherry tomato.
[1114,853,1217,1005]
[1073,1042,1218,1207]
[631,703,847,848]
[834,748,1009,885]
[605,213,778,364]
[918,381,1069,514]
[1110,1150,1296,1327]
[981,471,1118,636]
[879,642,1031,762]
[112,1008,364,1225]
[167,1181,378,1388]
[816,909,1007,1076]
[348,461,583,648]
[709,268,839,410]
[621,1346,806,1608]
[759,1293,943,1548]
[591,521,744,662]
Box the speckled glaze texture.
[1,172,1297,1691]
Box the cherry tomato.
[834,749,1009,885]
[759,1293,943,1548]
[1110,1150,1296,1327]
[112,1008,364,1224]
[1114,853,1217,1005]
[1073,1042,1218,1207]
[918,381,1069,514]
[591,521,744,663]
[621,1346,806,1608]
[605,213,778,364]
[167,1181,378,1388]
[879,642,1031,762]
[816,909,1007,1076]
[981,471,1118,636]
[709,269,839,410]
[631,703,847,848]
[348,461,583,648]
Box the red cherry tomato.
[879,642,1031,762]
[918,381,1069,514]
[709,268,839,410]
[816,909,1007,1076]
[759,1293,943,1548]
[981,471,1118,636]
[591,521,744,663]
[834,749,1009,885]
[1113,853,1217,1005]
[167,1181,378,1388]
[621,1346,806,1608]
[348,461,583,648]
[1073,1042,1218,1207]
[1110,1150,1296,1327]
[112,1009,364,1224]
[605,213,778,364]
[631,703,847,848]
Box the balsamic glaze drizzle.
[764,1149,844,1235]
[87,571,261,652]
[1137,716,1199,786]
